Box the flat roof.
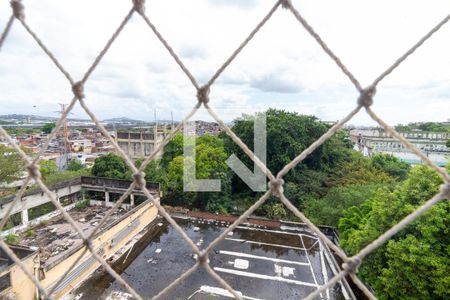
[72,217,351,299]
[21,205,126,268]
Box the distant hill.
[0,114,154,124]
[0,114,58,122]
[102,117,147,123]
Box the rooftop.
[72,217,352,300]
[20,205,127,268]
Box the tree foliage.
[304,184,385,227]
[91,153,129,179]
[134,158,165,184]
[328,152,395,187]
[163,133,232,212]
[370,153,410,180]
[42,122,56,134]
[0,144,25,183]
[395,122,450,133]
[339,165,449,299]
[38,159,57,178]
[67,159,84,171]
[222,109,354,209]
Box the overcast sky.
[0,0,449,125]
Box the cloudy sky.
[0,0,449,125]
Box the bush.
[67,159,85,171]
[4,234,19,245]
[25,228,34,238]
[74,200,90,209]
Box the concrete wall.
[41,199,159,298]
[0,176,160,235]
[0,203,77,237]
[0,184,82,219]
[0,247,39,300]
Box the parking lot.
[72,217,351,300]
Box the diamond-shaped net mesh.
[0,0,449,299]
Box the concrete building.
[0,176,160,299]
[116,125,171,159]
[0,245,39,300]
[350,129,450,166]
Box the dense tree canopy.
[134,158,165,184]
[221,109,354,211]
[162,133,232,213]
[339,165,449,299]
[304,183,385,227]
[370,153,410,180]
[38,159,58,178]
[42,122,56,134]
[395,122,450,132]
[0,145,25,183]
[91,153,130,179]
[328,152,395,187]
[67,159,84,171]
[223,109,351,176]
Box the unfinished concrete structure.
[116,125,172,159]
[0,245,39,300]
[0,177,160,299]
[0,176,159,236]
[350,129,450,166]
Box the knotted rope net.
[0,0,449,299]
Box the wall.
[40,199,159,298]
[0,247,39,300]
[0,184,82,220]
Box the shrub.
[25,228,34,238]
[75,200,90,209]
[4,234,19,245]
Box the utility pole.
[56,103,71,170]
[57,104,69,153]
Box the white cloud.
[0,0,449,125]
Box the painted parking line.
[236,226,318,240]
[299,234,323,299]
[194,286,264,300]
[219,250,309,266]
[213,267,318,288]
[225,237,307,251]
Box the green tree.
[303,184,384,227]
[42,122,56,134]
[91,153,129,179]
[0,144,25,183]
[222,109,354,209]
[163,134,232,212]
[134,158,165,183]
[265,202,287,220]
[223,109,350,176]
[38,160,57,178]
[446,139,450,148]
[339,165,448,299]
[161,133,183,168]
[328,151,394,187]
[370,153,410,180]
[67,159,84,171]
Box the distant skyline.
[0,113,449,128]
[1,0,449,125]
